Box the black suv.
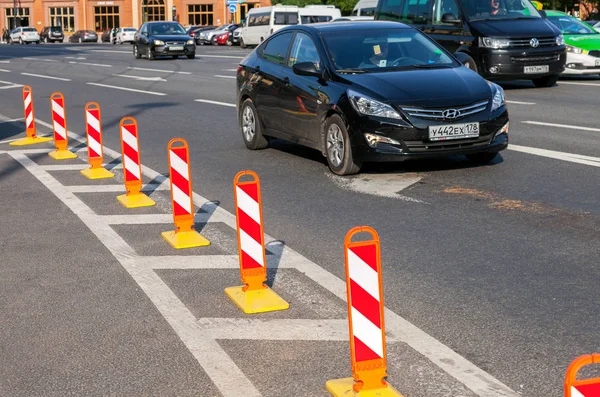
[40,26,64,43]
[134,21,196,60]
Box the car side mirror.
[292,62,322,78]
[441,13,461,25]
[538,9,547,18]
[453,52,470,66]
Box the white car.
[10,27,40,45]
[117,27,137,44]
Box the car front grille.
[509,37,557,48]
[401,100,489,121]
[166,41,185,45]
[510,54,560,63]
[588,50,600,57]
[404,135,491,152]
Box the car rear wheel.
[466,152,498,164]
[187,53,195,59]
[532,75,559,88]
[147,47,155,61]
[240,99,268,150]
[211,36,217,45]
[36,41,39,45]
[325,114,361,176]
[133,45,141,59]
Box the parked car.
[236,22,509,175]
[197,24,238,45]
[546,11,600,75]
[40,26,64,43]
[375,0,567,87]
[299,5,341,24]
[232,27,242,45]
[215,24,239,45]
[189,26,215,44]
[101,29,111,42]
[70,30,98,43]
[9,27,40,44]
[117,27,137,44]
[133,21,196,60]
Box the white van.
[298,5,342,24]
[240,5,299,48]
[351,0,378,16]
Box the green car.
[546,11,600,75]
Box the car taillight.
[237,65,243,74]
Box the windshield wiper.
[388,64,453,71]
[336,68,367,74]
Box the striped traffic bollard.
[10,86,52,146]
[80,102,114,179]
[116,117,155,208]
[224,170,289,314]
[326,226,404,397]
[565,354,600,397]
[161,138,210,249]
[48,92,77,160]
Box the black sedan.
[69,30,98,43]
[236,21,509,175]
[133,22,196,60]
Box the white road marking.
[90,50,129,54]
[114,74,166,82]
[199,54,244,59]
[29,116,520,397]
[127,67,191,75]
[522,120,600,132]
[67,183,169,193]
[214,74,236,79]
[0,69,9,73]
[224,68,237,72]
[141,255,240,270]
[508,144,600,168]
[21,72,71,81]
[87,82,167,96]
[0,60,9,63]
[559,81,600,87]
[41,164,88,171]
[506,100,536,105]
[327,172,425,202]
[0,117,24,123]
[69,61,112,67]
[194,99,235,107]
[99,213,213,225]
[23,57,57,62]
[0,81,23,90]
[65,56,86,60]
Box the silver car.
[198,24,234,45]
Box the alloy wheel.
[326,124,344,167]
[242,106,256,142]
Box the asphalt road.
[0,42,599,397]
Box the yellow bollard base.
[117,193,156,208]
[161,230,210,249]
[48,149,78,160]
[326,378,404,397]
[81,167,114,180]
[9,136,53,146]
[225,285,290,314]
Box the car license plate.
[524,65,549,74]
[169,46,184,51]
[595,59,600,66]
[429,122,480,141]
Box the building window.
[94,6,120,31]
[5,8,30,30]
[142,0,166,22]
[49,7,75,32]
[187,4,213,26]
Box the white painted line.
[21,72,71,81]
[506,100,536,105]
[0,69,11,73]
[69,61,112,67]
[224,68,237,72]
[114,74,166,82]
[65,56,86,60]
[0,80,23,89]
[90,50,129,54]
[0,83,23,90]
[0,60,9,63]
[67,183,169,193]
[23,57,57,62]
[99,212,213,225]
[199,54,244,59]
[559,81,600,87]
[127,67,191,75]
[0,137,23,144]
[139,255,240,270]
[194,99,235,108]
[522,120,600,133]
[0,117,24,123]
[508,144,600,167]
[86,82,166,96]
[41,164,87,171]
[214,74,236,79]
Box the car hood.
[469,18,560,38]
[564,34,600,50]
[150,34,190,41]
[340,67,492,107]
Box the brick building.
[1,0,270,33]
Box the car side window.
[402,0,433,24]
[434,0,460,24]
[261,32,293,66]
[288,33,321,70]
[140,24,147,35]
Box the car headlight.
[187,39,194,45]
[566,45,583,54]
[556,35,565,46]
[154,40,165,46]
[347,89,402,120]
[480,37,510,49]
[487,82,505,112]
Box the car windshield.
[322,28,457,72]
[50,27,62,32]
[460,0,541,21]
[124,28,137,32]
[548,15,597,35]
[149,23,187,35]
[23,28,37,32]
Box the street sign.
[226,0,239,4]
[229,4,237,13]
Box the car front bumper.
[476,46,567,79]
[562,52,600,74]
[154,44,195,55]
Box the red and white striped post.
[48,92,77,159]
[81,102,114,179]
[161,138,210,249]
[10,86,52,146]
[225,170,289,314]
[326,226,403,397]
[565,354,600,397]
[116,117,155,208]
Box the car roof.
[290,20,411,33]
[546,10,569,16]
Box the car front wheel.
[240,99,268,150]
[146,47,155,60]
[187,53,195,59]
[325,114,361,175]
[133,45,141,59]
